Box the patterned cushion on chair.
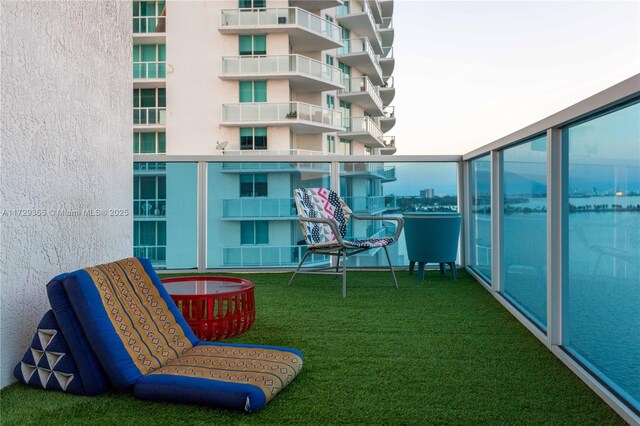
[294,188,351,246]
[345,237,396,248]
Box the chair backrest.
[61,257,198,388]
[294,188,352,245]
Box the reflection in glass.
[133,162,198,269]
[502,135,547,330]
[469,155,492,280]
[563,100,640,411]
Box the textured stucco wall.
[0,1,132,387]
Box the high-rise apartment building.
[133,0,397,268]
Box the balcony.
[219,7,342,51]
[337,38,383,85]
[379,75,395,105]
[222,245,328,267]
[133,107,166,131]
[221,102,343,133]
[380,0,394,18]
[380,136,396,155]
[220,55,344,92]
[221,198,296,219]
[339,116,384,147]
[378,17,394,46]
[378,46,395,76]
[338,77,384,116]
[133,61,166,88]
[336,0,383,54]
[289,0,343,12]
[367,0,383,24]
[379,105,396,132]
[133,11,166,45]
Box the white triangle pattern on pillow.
[20,328,74,391]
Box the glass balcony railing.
[341,116,384,142]
[382,105,395,118]
[338,38,383,78]
[222,198,297,218]
[133,61,166,79]
[382,136,396,149]
[134,199,166,217]
[134,107,166,126]
[380,46,394,60]
[341,76,383,112]
[222,245,328,267]
[133,15,165,34]
[221,102,343,128]
[381,76,394,89]
[221,55,343,87]
[380,16,393,29]
[220,7,341,43]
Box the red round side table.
[161,276,255,341]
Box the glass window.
[239,0,265,7]
[326,135,336,153]
[326,95,335,110]
[325,54,334,67]
[469,155,492,281]
[134,132,166,154]
[239,35,266,56]
[502,135,548,331]
[338,61,351,78]
[240,174,268,197]
[563,100,640,411]
[240,127,267,150]
[338,138,351,155]
[241,221,269,244]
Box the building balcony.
[133,15,166,45]
[379,106,396,132]
[220,55,344,92]
[339,116,384,147]
[380,0,394,18]
[133,62,166,88]
[336,1,383,54]
[221,198,296,220]
[134,199,166,218]
[219,7,342,51]
[289,0,344,12]
[133,107,166,131]
[221,102,343,134]
[338,77,384,116]
[378,17,394,46]
[380,136,396,155]
[367,0,383,24]
[379,75,395,105]
[218,160,331,175]
[337,38,383,85]
[378,46,395,76]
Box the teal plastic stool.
[403,212,461,281]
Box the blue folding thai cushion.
[13,309,108,396]
[58,257,303,411]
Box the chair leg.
[450,262,458,280]
[383,245,398,289]
[409,260,415,275]
[417,262,425,281]
[439,262,445,275]
[342,249,348,298]
[288,250,312,286]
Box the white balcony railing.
[342,116,384,141]
[222,102,342,128]
[133,61,166,79]
[342,76,383,111]
[338,37,383,78]
[221,55,343,87]
[134,107,166,126]
[133,15,165,34]
[220,7,341,43]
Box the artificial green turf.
[0,270,625,425]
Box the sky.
[392,0,640,155]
